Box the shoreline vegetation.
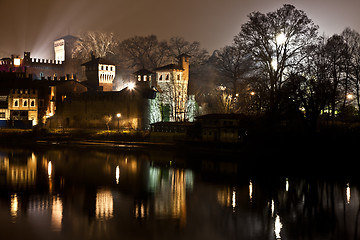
[0,121,358,150]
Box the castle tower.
[81,53,116,92]
[153,54,190,122]
[54,35,78,62]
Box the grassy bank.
[0,127,150,143]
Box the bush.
[337,105,359,122]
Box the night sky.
[1,0,360,59]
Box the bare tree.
[72,31,119,60]
[167,37,208,66]
[103,115,112,131]
[215,45,252,98]
[341,28,360,110]
[119,35,168,69]
[235,4,319,113]
[324,34,347,118]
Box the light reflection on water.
[0,147,359,240]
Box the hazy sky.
[1,0,360,59]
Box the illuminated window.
[138,75,141,81]
[13,99,19,107]
[0,112,5,118]
[30,99,36,107]
[144,75,147,81]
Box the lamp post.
[116,113,121,132]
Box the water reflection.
[346,182,351,204]
[95,188,113,221]
[274,214,282,239]
[51,195,63,231]
[10,193,18,222]
[0,147,359,240]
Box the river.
[0,144,358,240]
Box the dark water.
[0,144,359,240]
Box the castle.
[0,35,197,129]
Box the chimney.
[179,54,190,82]
[90,51,95,61]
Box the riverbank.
[0,123,359,153]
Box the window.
[106,66,108,71]
[110,66,113,71]
[144,75,147,81]
[101,66,104,70]
[165,73,169,81]
[158,74,163,81]
[22,99,28,107]
[0,112,5,118]
[13,99,19,107]
[177,74,180,80]
[30,99,36,107]
[138,75,141,81]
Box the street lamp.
[128,82,135,91]
[116,113,121,132]
[276,32,286,45]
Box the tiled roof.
[153,64,183,71]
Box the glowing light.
[346,183,351,204]
[271,59,278,71]
[276,33,287,45]
[271,199,275,216]
[13,58,21,66]
[116,113,121,118]
[128,82,135,91]
[116,165,120,184]
[249,180,253,202]
[274,214,283,239]
[347,94,354,100]
[48,161,52,178]
[250,91,255,96]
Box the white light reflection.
[286,178,289,192]
[274,214,283,239]
[249,180,253,202]
[96,189,114,220]
[232,188,236,212]
[346,183,351,204]
[116,165,120,184]
[271,199,275,217]
[48,161,52,178]
[51,195,63,232]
